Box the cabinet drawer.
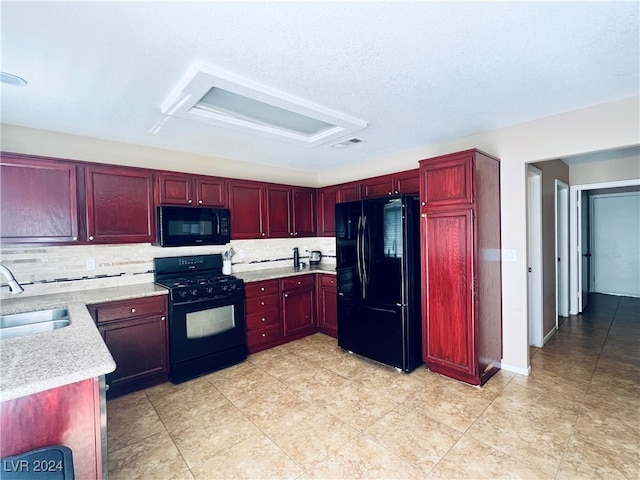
[320,275,336,288]
[280,275,314,291]
[91,296,167,324]
[245,280,279,297]
[246,308,280,330]
[247,325,282,348]
[246,294,279,314]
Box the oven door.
[169,292,246,365]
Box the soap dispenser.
[293,247,299,267]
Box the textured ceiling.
[1,1,638,173]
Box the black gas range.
[154,254,247,383]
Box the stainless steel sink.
[0,308,70,340]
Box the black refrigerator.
[335,195,422,372]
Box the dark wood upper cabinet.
[267,184,292,238]
[266,185,315,238]
[0,154,79,244]
[291,187,316,237]
[83,165,156,244]
[336,182,361,203]
[229,180,267,239]
[317,186,337,237]
[361,169,419,199]
[419,149,502,386]
[157,172,227,207]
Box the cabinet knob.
[161,316,166,321]
[188,199,192,204]
[395,190,399,194]
[261,317,266,322]
[289,232,294,236]
[261,232,265,237]
[131,308,136,313]
[388,191,392,196]
[284,293,289,298]
[89,236,94,241]
[421,201,426,206]
[262,333,266,337]
[72,236,77,241]
[421,213,426,218]
[297,281,301,285]
[260,287,265,291]
[261,301,265,306]
[198,200,203,204]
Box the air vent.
[330,138,364,149]
[160,62,367,147]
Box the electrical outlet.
[238,250,245,260]
[86,258,96,271]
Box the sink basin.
[0,308,70,340]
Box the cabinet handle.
[89,236,94,241]
[161,316,166,321]
[188,199,192,204]
[131,308,136,313]
[198,200,203,204]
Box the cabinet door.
[267,185,292,238]
[195,176,227,207]
[1,155,78,244]
[422,208,475,375]
[317,186,337,237]
[394,169,420,195]
[336,182,361,203]
[282,287,315,337]
[361,175,394,199]
[99,314,168,398]
[157,173,193,205]
[420,153,474,208]
[292,187,316,237]
[84,165,155,243]
[318,274,338,337]
[229,180,266,239]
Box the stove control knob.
[191,289,198,297]
[178,291,187,299]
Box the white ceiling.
[1,1,638,173]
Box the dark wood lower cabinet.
[318,274,338,337]
[88,296,168,398]
[281,275,316,338]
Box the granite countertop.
[0,283,167,402]
[234,264,336,283]
[0,267,334,402]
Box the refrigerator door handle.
[361,215,368,298]
[356,216,364,295]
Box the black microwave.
[157,206,231,247]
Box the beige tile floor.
[107,293,639,479]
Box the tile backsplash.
[0,237,336,299]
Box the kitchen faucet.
[0,263,24,294]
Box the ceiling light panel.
[160,62,367,146]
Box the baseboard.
[543,326,558,345]
[500,362,531,376]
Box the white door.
[580,190,590,310]
[591,192,640,297]
[556,180,569,318]
[527,166,543,347]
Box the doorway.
[555,180,569,319]
[569,179,640,314]
[527,165,543,347]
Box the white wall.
[2,95,639,374]
[570,153,640,185]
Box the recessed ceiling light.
[0,72,28,86]
[160,62,367,147]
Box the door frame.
[527,165,544,347]
[555,180,569,319]
[569,178,640,314]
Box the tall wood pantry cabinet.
[419,149,502,386]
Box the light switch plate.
[86,258,96,271]
[502,249,517,262]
